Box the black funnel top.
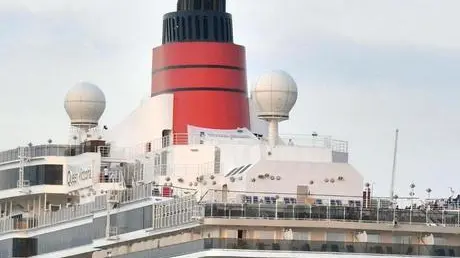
[177,0,226,12]
[162,0,233,44]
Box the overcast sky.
[1,0,460,198]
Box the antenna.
[252,70,298,148]
[390,129,399,200]
[64,81,106,144]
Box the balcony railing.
[279,134,348,153]
[203,203,460,227]
[200,190,460,227]
[127,133,350,158]
[0,133,349,165]
[113,238,460,257]
[0,145,90,164]
[0,184,198,235]
[205,239,459,256]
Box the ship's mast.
[390,129,399,200]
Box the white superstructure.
[0,1,459,258]
[0,68,457,258]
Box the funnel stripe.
[152,43,246,69]
[152,64,243,75]
[151,87,246,97]
[151,41,249,133]
[151,68,246,94]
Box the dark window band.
[151,87,247,97]
[152,64,244,75]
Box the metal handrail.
[0,184,197,235]
[104,133,349,160]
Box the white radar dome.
[64,82,106,129]
[251,70,298,121]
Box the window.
[237,229,244,239]
[392,235,411,244]
[434,237,447,245]
[204,0,212,10]
[0,164,63,190]
[145,142,152,153]
[293,231,310,240]
[194,0,201,10]
[327,232,345,242]
[25,165,63,185]
[12,238,37,257]
[367,233,381,243]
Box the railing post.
[275,201,278,220]
[442,209,445,226]
[426,207,429,224]
[210,200,213,217]
[292,204,295,220]
[409,205,412,225]
[457,209,459,227]
[258,203,261,218]
[393,206,396,223]
[376,199,380,223]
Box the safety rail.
[0,134,349,164]
[152,161,223,178]
[0,187,459,237]
[153,194,203,230]
[102,133,349,160]
[279,135,348,153]
[0,184,198,235]
[0,198,104,233]
[113,238,460,257]
[200,190,460,227]
[0,144,91,164]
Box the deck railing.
[0,144,90,164]
[200,189,460,227]
[1,187,460,238]
[0,132,349,165]
[102,133,349,161]
[113,238,460,257]
[0,184,197,235]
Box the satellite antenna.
[251,70,298,147]
[64,81,106,144]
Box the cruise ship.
[1,0,460,257]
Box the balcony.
[202,202,460,228]
[0,144,99,165]
[111,238,460,257]
[140,133,349,154]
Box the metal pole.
[105,192,111,238]
[390,129,399,200]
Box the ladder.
[105,189,120,240]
